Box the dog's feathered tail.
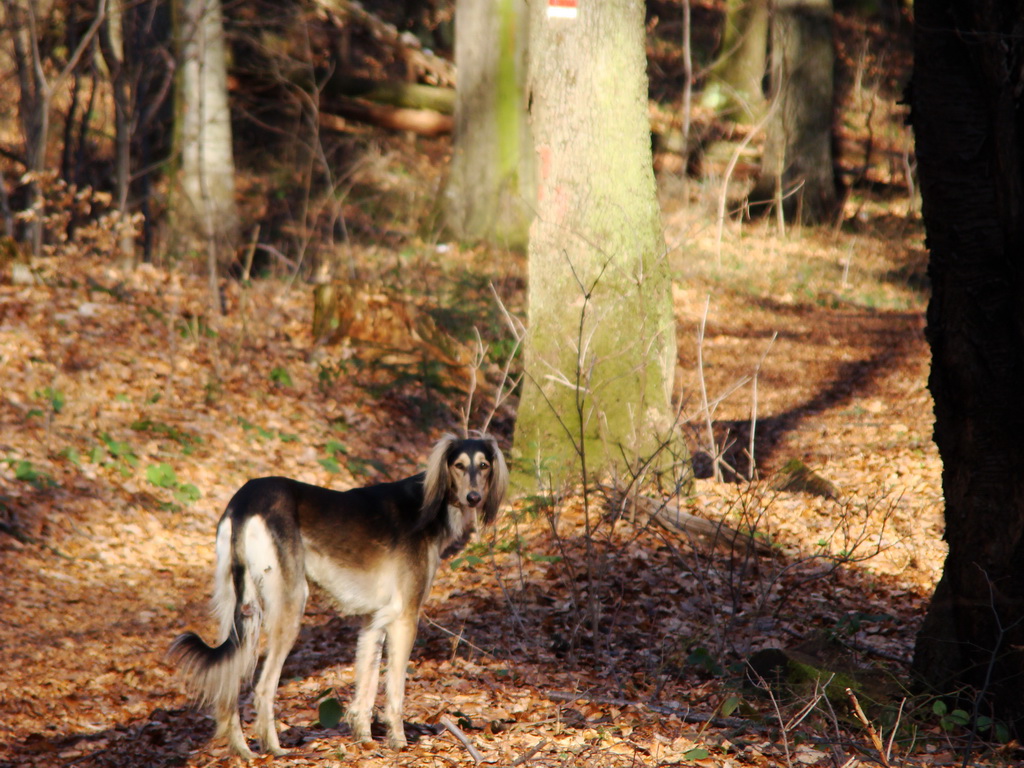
[169,514,262,717]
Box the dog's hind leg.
[345,615,385,743]
[244,515,308,756]
[382,611,418,749]
[215,704,254,759]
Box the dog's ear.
[421,433,459,522]
[482,435,508,525]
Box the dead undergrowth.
[0,3,988,764]
[0,177,973,767]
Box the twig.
[715,99,779,263]
[511,738,549,766]
[440,715,485,764]
[696,296,720,481]
[546,690,767,733]
[422,615,495,659]
[886,697,905,764]
[747,332,777,479]
[847,687,890,767]
[460,328,485,437]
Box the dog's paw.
[227,741,257,761]
[387,732,408,751]
[348,722,374,744]
[344,709,373,743]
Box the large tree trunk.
[911,0,1024,735]
[445,0,533,247]
[170,0,238,283]
[746,0,839,225]
[701,0,770,122]
[99,0,135,265]
[512,0,688,490]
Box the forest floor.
[2,168,996,768]
[0,8,1005,765]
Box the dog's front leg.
[383,613,418,749]
[346,617,384,743]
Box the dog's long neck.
[439,503,476,559]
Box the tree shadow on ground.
[684,302,925,481]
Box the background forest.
[1,1,992,767]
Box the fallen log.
[621,492,774,556]
[323,75,455,114]
[320,97,453,136]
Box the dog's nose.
[466,491,482,507]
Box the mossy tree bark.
[512,0,688,492]
[911,0,1024,737]
[445,0,533,248]
[745,0,840,224]
[701,0,770,122]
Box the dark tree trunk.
[124,0,173,263]
[911,0,1024,734]
[746,0,839,224]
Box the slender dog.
[170,433,507,759]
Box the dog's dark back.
[226,475,428,559]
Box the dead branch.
[511,738,549,766]
[618,492,774,556]
[846,687,890,767]
[547,690,766,733]
[440,715,485,764]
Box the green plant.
[93,433,139,477]
[8,458,56,489]
[318,439,348,474]
[687,646,725,677]
[238,417,277,442]
[317,695,344,729]
[131,419,203,455]
[269,366,293,387]
[317,360,350,393]
[146,462,201,505]
[933,699,969,732]
[59,447,82,466]
[35,386,65,414]
[179,314,217,339]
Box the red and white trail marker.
[547,0,578,19]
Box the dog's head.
[422,433,508,527]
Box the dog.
[170,433,507,758]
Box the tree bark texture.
[99,0,135,264]
[512,0,685,490]
[701,0,769,122]
[910,0,1024,733]
[124,0,173,262]
[445,0,533,247]
[171,0,238,266]
[746,0,839,224]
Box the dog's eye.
[479,462,489,470]
[454,462,467,471]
